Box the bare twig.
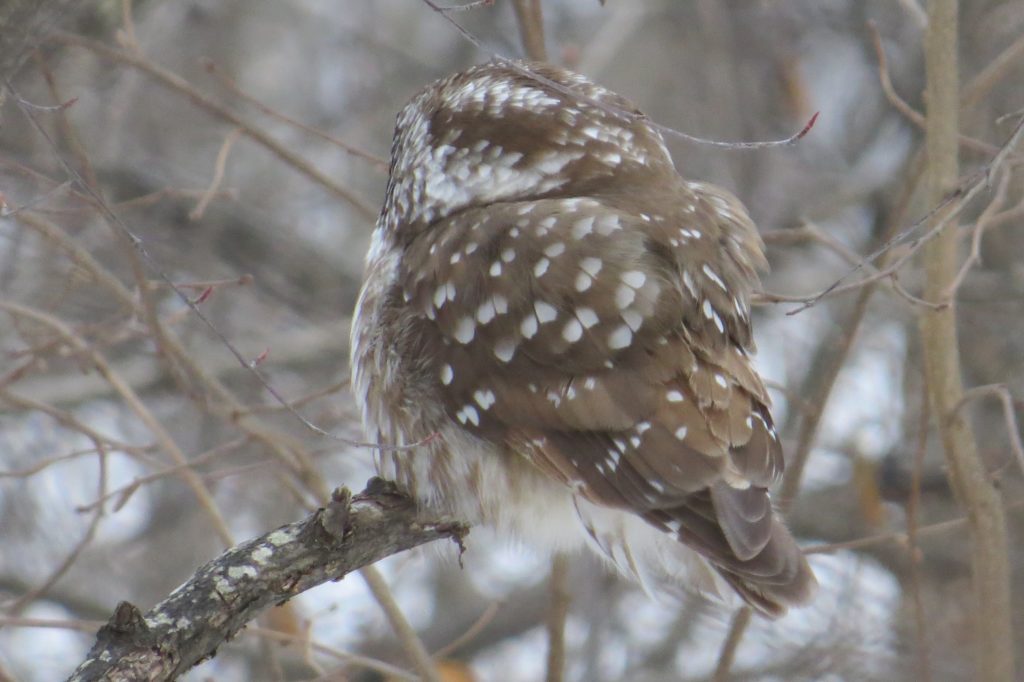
[869,22,1000,157]
[4,439,107,614]
[116,0,140,53]
[49,31,376,219]
[201,59,387,171]
[544,553,570,682]
[418,0,820,151]
[8,81,418,455]
[360,565,444,682]
[760,222,941,311]
[960,30,1024,110]
[803,497,1024,556]
[431,601,503,659]
[0,301,235,547]
[0,389,149,457]
[190,127,243,220]
[955,384,1024,478]
[712,607,752,682]
[247,626,418,681]
[942,170,1011,300]
[435,0,496,11]
[784,112,1024,315]
[906,382,933,682]
[0,179,73,217]
[778,156,927,505]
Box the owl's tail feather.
[712,523,818,618]
[646,491,817,618]
[576,497,816,618]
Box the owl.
[350,61,816,616]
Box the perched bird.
[351,61,816,616]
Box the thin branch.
[712,607,752,682]
[761,222,941,311]
[67,481,469,682]
[960,29,1024,110]
[868,22,1001,157]
[779,156,927,505]
[0,301,235,547]
[246,626,417,681]
[803,497,1024,556]
[190,126,243,220]
[0,179,73,217]
[784,112,1024,315]
[431,601,503,659]
[544,553,570,682]
[360,565,444,682]
[955,384,1024,478]
[906,381,933,682]
[435,0,496,11]
[418,0,819,151]
[49,31,376,219]
[4,439,107,614]
[942,170,1011,300]
[200,59,387,171]
[7,82,415,455]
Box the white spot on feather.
[580,257,603,277]
[494,338,516,362]
[595,214,620,235]
[572,216,595,239]
[476,300,497,324]
[702,264,726,290]
[534,301,558,324]
[702,299,715,319]
[520,315,539,339]
[454,317,476,344]
[621,309,643,331]
[562,319,583,343]
[545,242,566,257]
[621,271,646,289]
[615,285,636,309]
[474,389,496,410]
[683,271,698,298]
[608,325,632,350]
[534,257,550,277]
[576,307,599,328]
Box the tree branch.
[66,481,469,682]
[918,2,1014,680]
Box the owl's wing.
[401,192,814,615]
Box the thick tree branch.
[919,2,1014,681]
[67,481,468,682]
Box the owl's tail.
[576,493,816,618]
[646,487,817,618]
[707,519,817,618]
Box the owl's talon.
[319,487,352,540]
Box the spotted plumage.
[351,61,816,616]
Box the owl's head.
[380,61,676,242]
